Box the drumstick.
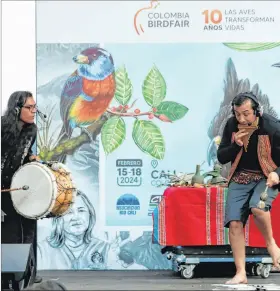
[1,185,29,192]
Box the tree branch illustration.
[107,106,171,122]
[41,105,171,161]
[42,116,107,161]
[39,64,189,161]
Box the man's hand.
[234,129,249,146]
[267,172,280,187]
[29,155,40,162]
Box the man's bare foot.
[267,242,280,269]
[225,273,248,284]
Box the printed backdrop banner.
[36,1,280,270]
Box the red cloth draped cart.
[152,186,280,279]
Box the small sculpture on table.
[168,173,195,187]
[168,164,206,188]
[166,162,228,188]
[203,163,228,186]
[191,164,205,186]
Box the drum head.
[11,162,57,219]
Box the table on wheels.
[153,186,280,279]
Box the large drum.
[10,162,77,220]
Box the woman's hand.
[29,155,40,162]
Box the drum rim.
[11,162,57,220]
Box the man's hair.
[231,92,260,116]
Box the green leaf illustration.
[156,101,188,121]
[114,66,133,105]
[132,119,165,160]
[101,116,126,154]
[142,65,166,107]
[223,42,280,52]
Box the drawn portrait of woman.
[38,190,110,270]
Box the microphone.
[37,109,47,121]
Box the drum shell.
[10,162,76,220]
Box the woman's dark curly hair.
[1,91,37,147]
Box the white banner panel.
[36,1,280,43]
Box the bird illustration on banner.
[58,47,116,162]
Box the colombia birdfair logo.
[134,0,190,35]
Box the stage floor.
[37,270,280,290]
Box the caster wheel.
[180,266,195,279]
[254,263,262,276]
[260,265,270,279]
[247,264,255,276]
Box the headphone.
[15,106,20,115]
[14,92,23,116]
[231,92,261,117]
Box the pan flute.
[237,123,258,152]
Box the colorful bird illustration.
[58,47,116,162]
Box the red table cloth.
[153,186,280,247]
